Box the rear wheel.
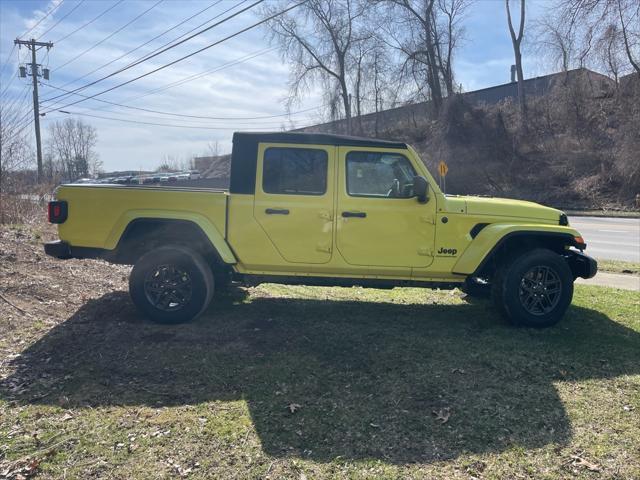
[129,246,214,324]
[491,248,573,327]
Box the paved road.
[576,271,640,291]
[569,216,640,262]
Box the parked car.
[45,132,596,327]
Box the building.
[295,68,616,136]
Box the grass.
[597,259,640,275]
[1,283,639,479]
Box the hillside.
[392,78,640,210]
[199,75,639,210]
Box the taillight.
[48,201,68,224]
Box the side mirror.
[413,175,429,203]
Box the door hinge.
[417,247,433,256]
[421,215,435,225]
[317,243,332,253]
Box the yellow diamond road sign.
[438,161,448,177]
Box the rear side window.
[263,147,328,195]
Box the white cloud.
[3,0,322,171]
[2,0,559,172]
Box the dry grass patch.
[1,223,639,479]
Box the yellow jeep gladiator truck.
[45,132,597,327]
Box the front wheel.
[129,246,214,324]
[492,248,574,328]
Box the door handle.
[342,211,366,218]
[265,208,289,215]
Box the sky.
[0,0,555,172]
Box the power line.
[0,71,18,99]
[2,84,31,116]
[44,82,323,121]
[117,0,248,73]
[119,47,278,104]
[52,0,164,73]
[20,0,65,38]
[41,0,306,115]
[51,47,285,118]
[37,0,87,40]
[53,0,125,44]
[12,106,35,132]
[0,45,18,99]
[41,46,275,117]
[0,44,17,78]
[48,0,223,92]
[54,109,292,130]
[42,0,260,105]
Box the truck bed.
[55,184,228,251]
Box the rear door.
[336,147,436,270]
[253,143,335,264]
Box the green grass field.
[1,284,639,479]
[597,259,640,275]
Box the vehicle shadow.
[1,288,639,464]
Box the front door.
[336,147,436,270]
[254,144,335,264]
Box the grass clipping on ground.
[1,223,639,479]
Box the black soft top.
[233,131,407,149]
[230,131,408,194]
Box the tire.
[129,245,214,324]
[491,248,573,328]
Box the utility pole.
[15,38,53,183]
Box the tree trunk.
[617,0,640,75]
[514,47,527,118]
[340,78,352,135]
[506,0,527,121]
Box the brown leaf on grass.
[569,454,601,472]
[432,408,451,424]
[288,403,302,414]
[1,457,40,480]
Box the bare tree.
[382,0,444,113]
[506,0,527,118]
[596,23,625,81]
[532,16,575,72]
[434,0,470,96]
[616,0,640,74]
[376,0,469,113]
[0,103,34,185]
[46,118,99,182]
[264,0,365,133]
[558,0,640,76]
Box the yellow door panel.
[254,144,335,264]
[335,146,436,269]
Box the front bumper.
[566,250,598,279]
[44,240,72,259]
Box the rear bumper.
[44,240,72,259]
[566,250,598,279]
[44,241,109,261]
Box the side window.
[263,147,328,195]
[346,151,417,198]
